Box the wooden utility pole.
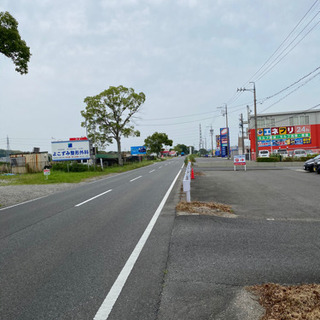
[237,82,258,160]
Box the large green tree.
[0,11,31,74]
[144,132,173,157]
[81,85,145,166]
[174,144,189,155]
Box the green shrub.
[184,154,196,165]
[256,157,279,162]
[52,161,102,172]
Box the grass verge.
[0,160,159,185]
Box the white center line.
[130,176,142,182]
[93,168,182,320]
[149,169,155,173]
[158,166,162,169]
[75,189,112,207]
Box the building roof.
[253,108,320,118]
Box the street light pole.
[237,82,258,161]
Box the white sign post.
[234,155,246,171]
[43,169,50,179]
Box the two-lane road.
[0,158,184,320]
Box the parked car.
[304,155,320,172]
[258,150,270,158]
[274,148,289,158]
[315,158,320,174]
[293,149,307,158]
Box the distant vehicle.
[181,152,184,156]
[275,149,289,158]
[304,155,320,172]
[293,149,307,158]
[258,150,270,158]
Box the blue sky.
[0,0,319,152]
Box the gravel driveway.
[0,183,78,208]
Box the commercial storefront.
[248,109,320,159]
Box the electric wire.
[250,0,320,83]
[260,70,320,113]
[255,11,320,82]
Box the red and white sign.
[69,137,88,141]
[234,155,246,165]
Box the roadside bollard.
[183,162,192,202]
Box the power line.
[260,66,320,103]
[260,70,320,113]
[250,0,320,82]
[225,1,320,108]
[256,10,320,81]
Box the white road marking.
[93,168,183,320]
[130,176,142,182]
[159,166,162,169]
[0,196,48,211]
[149,169,155,173]
[75,189,112,207]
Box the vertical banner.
[220,128,229,158]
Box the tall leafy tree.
[144,132,173,157]
[81,85,145,166]
[174,144,189,155]
[0,11,31,74]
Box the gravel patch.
[0,184,78,208]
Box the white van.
[258,150,270,158]
[275,149,289,158]
[293,149,307,158]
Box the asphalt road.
[0,158,184,320]
[157,158,320,320]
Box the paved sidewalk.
[157,158,320,320]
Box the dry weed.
[176,201,233,216]
[247,283,320,320]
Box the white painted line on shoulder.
[0,196,48,211]
[93,167,182,320]
[130,176,142,182]
[149,169,155,173]
[75,189,112,207]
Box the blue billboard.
[131,146,147,155]
[220,128,230,158]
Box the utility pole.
[237,82,258,160]
[6,135,11,163]
[210,126,214,157]
[239,114,244,154]
[199,124,203,151]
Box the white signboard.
[52,140,90,161]
[234,155,246,171]
[234,155,246,165]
